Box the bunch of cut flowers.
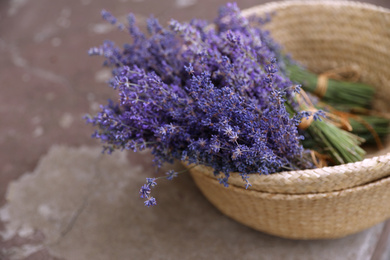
[86,3,389,207]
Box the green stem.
[286,63,375,110]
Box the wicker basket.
[189,1,390,239]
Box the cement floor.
[1,0,390,259]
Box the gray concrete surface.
[1,0,390,259]
[0,146,386,260]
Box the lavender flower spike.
[87,3,314,207]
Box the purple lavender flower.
[144,197,157,207]
[139,184,151,199]
[239,173,252,189]
[146,178,157,187]
[87,3,314,207]
[165,170,178,180]
[101,10,117,24]
[313,110,326,121]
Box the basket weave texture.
[189,0,390,239]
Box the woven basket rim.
[191,152,390,193]
[189,1,390,240]
[191,167,390,200]
[188,1,390,194]
[241,0,390,17]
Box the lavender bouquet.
[86,3,365,206]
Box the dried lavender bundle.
[245,11,389,147]
[349,116,390,143]
[86,3,367,206]
[287,62,375,111]
[312,101,390,148]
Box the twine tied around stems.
[297,89,352,131]
[331,109,384,150]
[315,66,362,98]
[297,88,384,151]
[311,150,329,168]
[296,89,361,167]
